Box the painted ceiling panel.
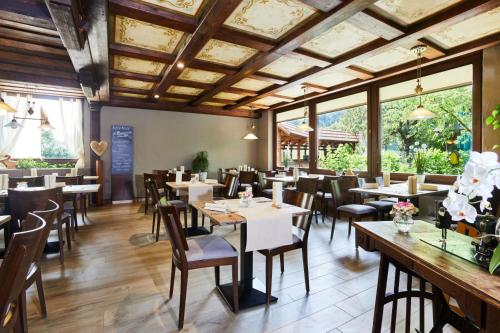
[213,92,245,100]
[224,0,316,40]
[202,101,227,107]
[177,68,226,83]
[301,21,378,58]
[306,68,357,87]
[429,7,500,48]
[161,97,190,103]
[167,85,204,95]
[113,78,154,90]
[232,77,273,91]
[371,0,461,25]
[114,92,148,99]
[355,46,415,72]
[114,15,185,53]
[255,95,289,106]
[113,55,165,75]
[195,39,258,66]
[278,85,306,98]
[259,55,314,78]
[138,0,205,16]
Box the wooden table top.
[349,182,451,198]
[191,198,310,226]
[353,220,500,310]
[0,215,10,227]
[0,184,100,197]
[165,181,225,190]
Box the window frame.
[272,52,483,183]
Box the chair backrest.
[331,178,357,205]
[0,212,45,333]
[152,169,169,175]
[158,205,188,266]
[8,187,63,230]
[358,177,378,188]
[24,200,59,266]
[144,177,161,205]
[8,176,44,188]
[144,173,165,191]
[284,190,314,242]
[239,171,255,184]
[182,171,191,181]
[296,177,319,195]
[56,175,83,185]
[321,175,340,194]
[224,173,239,198]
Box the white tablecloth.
[221,199,293,252]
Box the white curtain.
[0,93,84,159]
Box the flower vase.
[239,197,251,208]
[416,174,426,184]
[393,213,414,233]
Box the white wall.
[99,106,259,199]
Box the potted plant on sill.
[283,151,291,172]
[412,142,427,183]
[192,151,209,181]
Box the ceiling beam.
[214,27,275,52]
[0,9,55,30]
[0,26,62,47]
[109,43,175,63]
[223,87,258,97]
[0,61,77,80]
[347,9,405,40]
[0,37,68,58]
[108,0,196,33]
[174,79,214,90]
[191,0,378,106]
[302,82,328,93]
[112,86,150,95]
[109,69,159,82]
[105,98,259,118]
[249,74,287,85]
[190,59,238,75]
[152,0,243,98]
[228,0,499,110]
[0,49,73,70]
[164,92,196,100]
[0,70,81,88]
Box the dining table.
[166,181,225,236]
[354,220,500,332]
[190,198,310,310]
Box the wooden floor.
[21,202,459,333]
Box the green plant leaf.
[489,243,500,274]
[493,109,500,117]
[486,115,494,125]
[494,123,500,130]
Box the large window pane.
[316,92,368,172]
[380,65,473,175]
[276,108,310,168]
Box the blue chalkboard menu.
[111,125,133,175]
[111,125,134,202]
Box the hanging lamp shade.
[4,117,22,129]
[243,123,259,140]
[0,97,16,113]
[298,120,314,132]
[407,104,437,120]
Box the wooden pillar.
[89,102,103,205]
[368,85,380,177]
[308,102,317,172]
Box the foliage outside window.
[381,85,472,175]
[317,92,368,172]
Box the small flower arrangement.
[238,188,253,207]
[390,201,419,216]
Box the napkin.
[204,179,217,184]
[293,167,299,181]
[180,165,185,173]
[188,182,213,203]
[175,171,182,185]
[407,176,417,194]
[383,172,390,187]
[419,184,438,191]
[30,168,37,177]
[204,202,228,212]
[0,174,8,190]
[272,181,283,207]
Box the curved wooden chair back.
[152,170,169,175]
[55,175,83,185]
[144,177,161,206]
[285,191,314,241]
[8,187,62,231]
[296,177,319,195]
[331,178,357,206]
[239,171,255,184]
[158,205,188,266]
[224,173,239,198]
[27,200,60,265]
[182,171,191,181]
[321,175,339,195]
[8,176,44,188]
[0,213,45,333]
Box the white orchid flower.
[444,192,477,223]
[459,162,495,199]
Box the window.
[275,107,310,168]
[316,92,368,172]
[0,93,83,159]
[380,65,473,175]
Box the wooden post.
[90,102,102,205]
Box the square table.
[191,198,310,310]
[165,181,225,236]
[348,182,451,199]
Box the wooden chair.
[56,175,83,226]
[238,171,256,192]
[205,173,239,231]
[158,205,239,329]
[318,175,339,223]
[258,190,314,305]
[257,171,274,198]
[0,212,46,333]
[358,177,394,219]
[296,177,319,223]
[330,178,377,240]
[19,200,59,331]
[8,176,44,188]
[144,173,164,214]
[8,187,72,264]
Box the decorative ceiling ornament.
[407,45,437,121]
[297,85,313,132]
[90,140,108,157]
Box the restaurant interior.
[0,0,499,332]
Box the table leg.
[217,223,277,310]
[184,205,209,237]
[373,253,390,333]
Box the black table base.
[217,281,277,311]
[184,226,210,237]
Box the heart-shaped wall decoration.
[90,140,108,157]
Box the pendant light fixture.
[297,85,313,132]
[0,95,17,114]
[3,117,23,129]
[243,106,259,140]
[407,45,436,121]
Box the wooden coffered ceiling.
[1,0,500,118]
